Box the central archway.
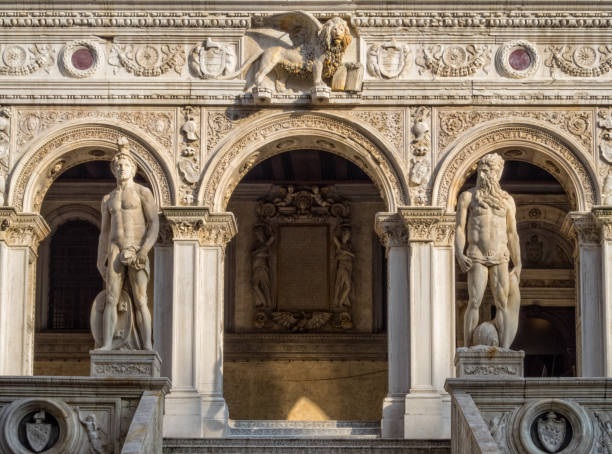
[198,111,409,213]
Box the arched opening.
[454,154,576,376]
[33,159,154,376]
[223,149,388,422]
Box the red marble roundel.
[509,48,531,71]
[71,47,94,71]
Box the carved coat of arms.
[367,39,410,79]
[190,38,236,79]
[536,412,566,453]
[25,411,52,453]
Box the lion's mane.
[318,17,352,79]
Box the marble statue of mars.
[455,153,522,349]
[95,137,159,351]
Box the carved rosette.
[61,40,104,78]
[162,207,237,247]
[0,44,55,76]
[545,45,612,78]
[416,44,491,77]
[0,208,50,252]
[109,44,185,76]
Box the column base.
[381,395,405,438]
[403,392,450,439]
[164,390,228,438]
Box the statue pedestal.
[311,86,331,104]
[90,350,161,378]
[252,87,272,104]
[455,346,524,377]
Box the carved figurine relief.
[603,173,612,206]
[77,408,108,454]
[366,39,411,79]
[598,108,612,164]
[92,137,159,351]
[221,12,362,99]
[190,38,237,79]
[409,106,431,206]
[455,153,521,349]
[178,106,201,204]
[251,185,354,332]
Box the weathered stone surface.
[455,346,525,377]
[90,349,161,378]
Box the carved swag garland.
[251,185,354,332]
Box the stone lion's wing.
[263,11,322,47]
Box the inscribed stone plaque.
[277,225,328,311]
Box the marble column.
[569,211,605,377]
[161,208,237,438]
[375,214,409,439]
[400,207,454,440]
[0,208,49,376]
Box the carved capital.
[398,207,446,242]
[592,207,612,241]
[0,207,50,252]
[162,207,237,247]
[434,214,456,247]
[374,213,408,248]
[567,211,600,245]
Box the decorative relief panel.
[0,107,10,207]
[15,108,175,151]
[251,185,354,332]
[345,110,404,152]
[109,44,186,76]
[416,44,491,77]
[206,109,260,154]
[0,44,55,76]
[189,38,237,79]
[597,108,612,164]
[366,39,411,79]
[545,45,612,78]
[177,106,201,204]
[437,109,592,151]
[409,106,431,206]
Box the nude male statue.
[96,137,159,351]
[455,153,522,349]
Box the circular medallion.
[442,46,467,68]
[61,40,102,78]
[573,46,598,69]
[496,40,540,79]
[2,45,26,68]
[135,45,159,69]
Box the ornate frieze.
[109,44,186,76]
[15,108,175,150]
[163,207,237,247]
[0,44,55,76]
[545,45,612,78]
[437,109,592,151]
[416,45,491,77]
[0,208,50,251]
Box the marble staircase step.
[228,420,381,438]
[163,438,451,454]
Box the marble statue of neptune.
[94,137,159,351]
[455,153,522,349]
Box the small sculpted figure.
[455,153,522,348]
[251,225,275,309]
[332,226,355,309]
[95,137,159,351]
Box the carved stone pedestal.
[90,350,161,378]
[455,346,524,378]
[252,87,272,104]
[311,86,331,104]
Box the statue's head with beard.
[474,153,507,210]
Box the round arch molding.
[432,123,599,211]
[8,123,176,212]
[198,111,409,212]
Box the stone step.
[228,420,381,438]
[163,439,451,454]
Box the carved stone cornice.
[592,207,612,241]
[374,213,408,248]
[162,207,237,247]
[567,211,600,245]
[0,208,50,252]
[398,207,446,242]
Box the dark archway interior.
[456,158,576,377]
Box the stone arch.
[44,204,101,234]
[8,123,176,212]
[432,122,599,211]
[198,111,408,212]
